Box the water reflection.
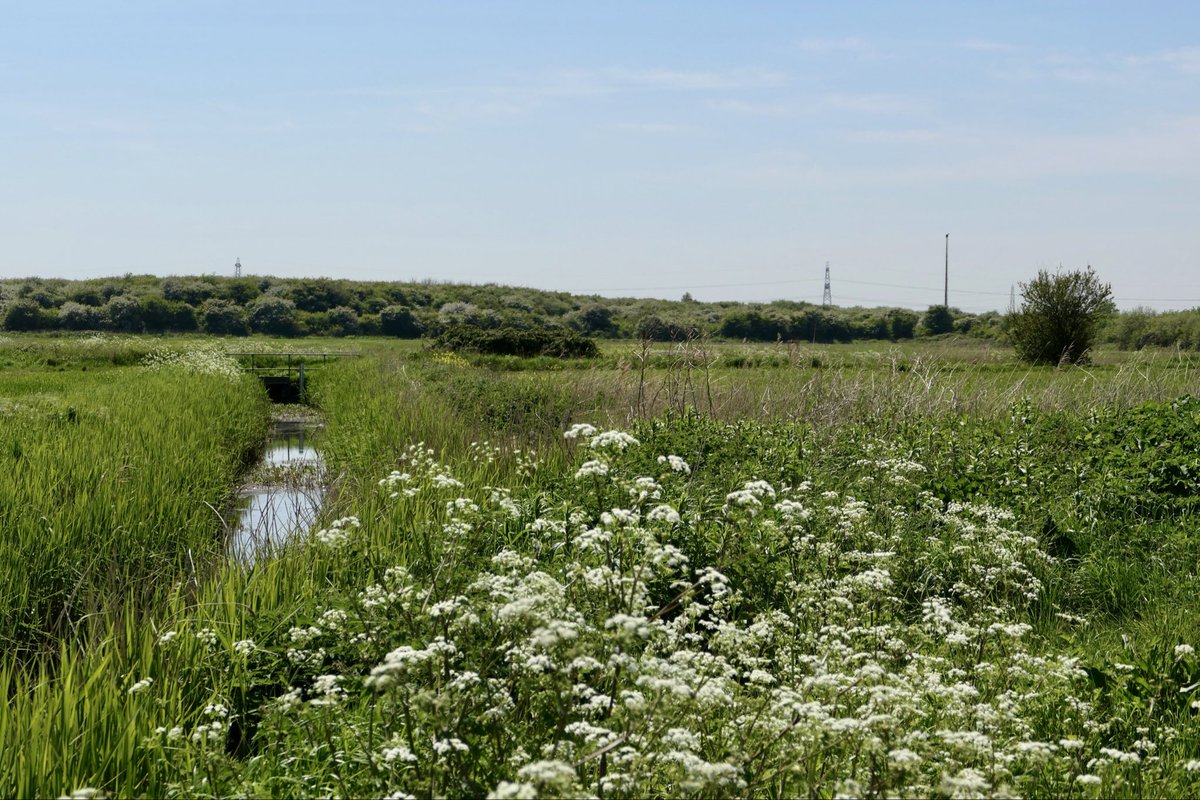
[262,422,322,466]
[229,420,325,564]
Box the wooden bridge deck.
[228,351,359,374]
[228,352,359,402]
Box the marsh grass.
[0,363,268,651]
[5,337,1200,796]
[560,342,1200,430]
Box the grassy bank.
[0,351,268,651]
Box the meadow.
[3,333,1200,797]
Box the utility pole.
[822,262,832,308]
[943,234,949,307]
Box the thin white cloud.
[986,43,1200,85]
[607,121,693,135]
[0,101,152,137]
[881,115,1200,182]
[822,92,924,115]
[1125,46,1200,75]
[955,38,1022,54]
[712,115,1200,188]
[706,98,806,117]
[414,97,527,119]
[849,128,943,143]
[795,36,873,54]
[596,67,786,91]
[710,92,926,118]
[388,66,786,128]
[273,65,787,132]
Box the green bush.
[921,304,955,336]
[435,323,598,358]
[380,305,424,338]
[1008,268,1113,364]
[248,296,298,336]
[198,299,249,336]
[2,300,48,331]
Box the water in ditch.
[228,418,326,564]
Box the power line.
[585,275,1200,305]
[586,275,1010,296]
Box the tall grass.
[0,362,268,650]
[0,353,526,796]
[5,338,1200,796]
[554,342,1200,429]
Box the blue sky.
[2,1,1198,311]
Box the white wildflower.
[657,454,691,474]
[588,430,639,451]
[575,460,610,479]
[382,745,418,763]
[563,423,598,440]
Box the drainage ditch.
[228,413,326,564]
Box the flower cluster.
[145,422,1198,798]
[141,347,242,381]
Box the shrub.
[888,308,919,339]
[717,309,788,341]
[380,305,424,338]
[102,295,144,333]
[435,324,598,358]
[921,304,955,336]
[1008,267,1113,364]
[286,278,352,312]
[162,278,217,306]
[636,315,700,342]
[140,296,197,332]
[2,299,48,331]
[565,304,618,337]
[248,296,298,336]
[57,301,103,331]
[326,306,360,336]
[198,299,249,336]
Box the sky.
[2,1,1198,312]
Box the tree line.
[3,271,1188,357]
[0,274,1009,343]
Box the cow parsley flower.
[589,430,639,451]
[657,454,691,474]
[575,460,609,480]
[563,423,598,440]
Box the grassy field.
[3,332,1200,797]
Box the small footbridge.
[229,351,359,403]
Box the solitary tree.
[1007,267,1113,364]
